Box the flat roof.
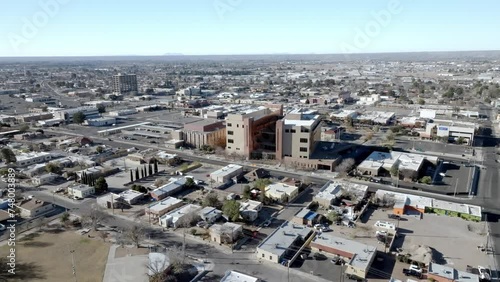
[265,182,298,196]
[220,270,260,282]
[147,197,183,213]
[257,221,312,258]
[160,204,201,221]
[357,151,438,172]
[119,189,143,201]
[16,152,51,161]
[69,184,93,191]
[315,181,368,203]
[312,233,376,271]
[153,177,186,197]
[210,164,243,178]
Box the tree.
[96,146,104,154]
[418,98,425,105]
[0,148,16,164]
[130,170,134,182]
[19,124,30,133]
[97,104,106,113]
[202,192,222,209]
[154,160,159,174]
[242,185,251,199]
[457,137,465,145]
[124,224,145,248]
[254,179,272,190]
[95,176,108,192]
[390,165,399,177]
[305,99,310,104]
[60,212,70,225]
[335,158,355,173]
[184,177,195,188]
[420,176,432,184]
[45,162,61,174]
[82,205,108,231]
[386,133,395,141]
[135,168,139,180]
[72,111,85,124]
[222,200,241,222]
[326,211,341,224]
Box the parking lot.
[363,208,490,272]
[436,162,475,195]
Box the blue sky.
[1,0,499,56]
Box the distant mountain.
[163,53,184,56]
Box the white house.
[68,184,95,199]
[118,189,144,205]
[265,183,299,203]
[31,173,59,186]
[159,204,201,228]
[198,207,222,223]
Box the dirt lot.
[0,230,110,282]
[363,208,490,271]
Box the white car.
[409,264,422,273]
[314,224,324,230]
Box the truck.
[403,268,423,279]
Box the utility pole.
[111,194,114,215]
[70,249,77,282]
[396,166,400,188]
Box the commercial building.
[239,200,262,222]
[52,106,100,122]
[292,208,318,226]
[159,204,202,228]
[421,119,477,144]
[17,198,55,218]
[145,197,184,219]
[210,164,243,184]
[15,152,52,167]
[256,221,313,264]
[25,95,56,104]
[375,189,482,220]
[310,233,377,279]
[182,119,226,149]
[427,263,479,282]
[275,109,322,167]
[108,109,137,116]
[355,111,395,125]
[225,104,283,159]
[15,112,53,123]
[113,73,138,94]
[118,189,144,205]
[209,222,242,245]
[357,151,438,179]
[264,182,299,203]
[85,117,116,127]
[151,177,187,201]
[314,181,368,208]
[220,270,261,282]
[68,184,95,199]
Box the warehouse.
[210,164,243,184]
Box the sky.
[1,0,499,57]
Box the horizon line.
[1,49,500,58]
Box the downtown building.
[112,73,138,94]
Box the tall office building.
[225,104,283,160]
[112,74,138,94]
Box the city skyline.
[1,0,500,57]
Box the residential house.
[198,207,222,223]
[18,198,55,218]
[239,200,262,222]
[265,183,299,203]
[159,204,202,228]
[209,222,243,244]
[68,184,95,199]
[145,197,184,219]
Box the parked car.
[409,264,422,273]
[478,266,491,281]
[403,268,423,279]
[387,214,400,219]
[263,219,272,227]
[331,256,342,265]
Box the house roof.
[257,221,313,259]
[18,198,51,211]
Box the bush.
[190,228,197,235]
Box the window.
[242,125,244,128]
[285,129,290,133]
[301,128,309,133]
[228,130,234,135]
[262,254,265,258]
[236,148,240,150]
[228,139,234,143]
[290,129,296,133]
[270,256,273,260]
[227,123,232,127]
[237,124,239,128]
[300,147,307,152]
[227,147,231,149]
[300,138,308,143]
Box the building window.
[242,125,244,128]
[262,254,265,258]
[237,124,239,128]
[227,123,232,127]
[236,148,240,150]
[290,129,296,133]
[301,128,309,133]
[300,147,307,152]
[285,129,290,133]
[228,131,234,135]
[300,138,308,143]
[228,139,234,143]
[227,146,231,149]
[270,256,272,260]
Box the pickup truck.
[403,269,423,279]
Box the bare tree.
[335,158,355,173]
[98,231,108,242]
[124,224,146,248]
[176,211,200,263]
[82,205,109,231]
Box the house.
[256,221,313,264]
[198,207,222,223]
[244,168,271,182]
[210,164,243,183]
[68,184,95,199]
[310,233,377,279]
[75,166,105,180]
[145,197,184,219]
[220,270,261,282]
[96,193,122,209]
[31,173,59,186]
[118,189,143,205]
[292,208,318,226]
[265,183,299,203]
[209,222,243,244]
[151,177,187,201]
[239,200,262,222]
[427,263,479,282]
[18,198,55,218]
[314,181,368,208]
[357,151,438,179]
[159,204,202,228]
[15,152,52,167]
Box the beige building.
[276,109,337,171]
[225,104,283,159]
[182,119,226,149]
[113,73,138,94]
[68,184,95,199]
[18,198,55,218]
[209,222,243,244]
[265,182,299,203]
